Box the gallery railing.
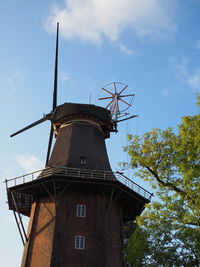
[5,166,153,200]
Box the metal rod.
[13,210,25,246]
[116,115,138,123]
[11,192,28,242]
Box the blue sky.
[0,0,199,266]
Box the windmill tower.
[5,24,152,267]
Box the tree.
[123,98,200,266]
[124,227,149,267]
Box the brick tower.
[5,24,152,267]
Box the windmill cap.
[51,103,114,138]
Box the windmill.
[5,23,153,267]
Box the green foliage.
[133,204,200,266]
[123,103,200,266]
[196,93,200,108]
[124,114,200,227]
[124,227,149,267]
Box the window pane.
[75,236,85,249]
[75,236,79,248]
[80,237,84,248]
[77,205,86,217]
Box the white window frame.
[80,156,86,164]
[75,235,85,249]
[76,204,86,217]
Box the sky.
[0,0,199,266]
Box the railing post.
[5,179,8,190]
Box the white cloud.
[44,0,177,44]
[170,57,189,83]
[162,88,173,97]
[163,57,200,96]
[119,44,137,55]
[188,69,200,89]
[7,69,25,95]
[172,58,200,90]
[60,70,71,82]
[194,40,200,50]
[15,154,43,173]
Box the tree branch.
[145,166,186,197]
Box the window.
[80,156,86,164]
[76,204,86,217]
[75,235,85,249]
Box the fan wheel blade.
[10,113,51,138]
[118,85,128,95]
[98,96,113,100]
[52,22,59,111]
[46,126,54,166]
[119,98,131,106]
